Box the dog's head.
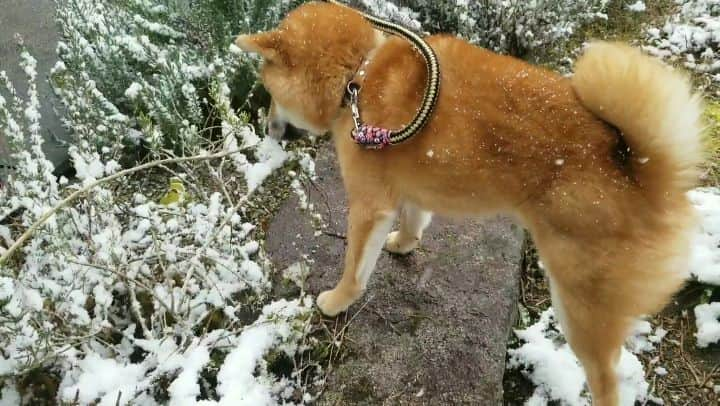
[235,2,376,137]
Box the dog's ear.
[235,31,282,62]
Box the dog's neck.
[352,30,388,83]
[331,29,388,129]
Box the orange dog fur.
[235,3,704,405]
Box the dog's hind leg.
[548,274,627,406]
[385,202,432,255]
[317,201,397,316]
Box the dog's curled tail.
[572,41,704,205]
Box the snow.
[197,299,312,405]
[124,82,142,99]
[244,136,289,194]
[627,1,646,12]
[508,308,663,405]
[70,149,107,181]
[688,188,720,285]
[686,188,720,347]
[61,353,148,405]
[360,0,423,32]
[214,325,277,405]
[695,302,720,347]
[284,262,310,289]
[508,309,588,405]
[166,345,210,404]
[0,386,20,406]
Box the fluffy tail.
[572,41,705,204]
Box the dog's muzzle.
[267,119,288,139]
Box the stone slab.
[266,143,524,405]
[0,0,69,174]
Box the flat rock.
[265,143,523,405]
[0,0,69,174]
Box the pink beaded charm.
[352,125,392,149]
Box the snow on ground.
[643,0,720,87]
[695,302,720,347]
[689,188,720,285]
[508,309,660,406]
[689,188,720,348]
[628,1,647,12]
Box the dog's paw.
[385,231,419,255]
[316,289,353,317]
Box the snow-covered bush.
[0,0,324,403]
[356,0,424,31]
[644,0,720,86]
[396,0,609,57]
[52,0,297,152]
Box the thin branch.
[128,279,152,340]
[0,149,241,266]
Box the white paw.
[316,289,351,317]
[385,231,420,255]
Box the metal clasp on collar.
[347,81,362,135]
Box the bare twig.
[0,149,242,266]
[128,279,152,339]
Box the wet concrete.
[266,143,524,404]
[0,0,69,173]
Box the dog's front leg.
[317,203,397,316]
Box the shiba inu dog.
[235,2,704,404]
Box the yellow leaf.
[159,177,187,205]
